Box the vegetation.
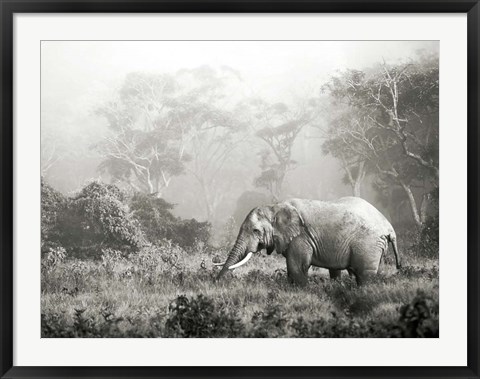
[130,192,210,250]
[41,180,210,259]
[41,229,438,338]
[320,53,438,226]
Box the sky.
[41,40,438,109]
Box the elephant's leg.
[350,236,382,286]
[355,269,377,286]
[329,269,342,281]
[286,238,312,287]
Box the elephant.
[215,197,401,286]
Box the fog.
[41,40,438,237]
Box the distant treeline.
[41,179,210,259]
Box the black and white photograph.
[40,40,439,338]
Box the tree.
[96,72,192,196]
[248,98,318,200]
[179,66,249,221]
[323,53,439,227]
[320,100,373,197]
[96,66,248,221]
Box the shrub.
[59,181,144,258]
[250,305,288,337]
[130,193,178,242]
[290,316,401,338]
[164,295,245,337]
[41,246,67,273]
[41,308,150,338]
[398,291,439,337]
[101,248,127,276]
[41,179,67,252]
[130,192,210,250]
[174,219,211,250]
[289,290,438,338]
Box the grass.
[41,242,439,338]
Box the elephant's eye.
[253,228,262,236]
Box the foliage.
[41,307,152,338]
[164,295,245,337]
[41,179,67,252]
[130,192,211,250]
[250,305,289,337]
[130,192,177,240]
[41,246,67,273]
[398,291,439,337]
[43,181,144,259]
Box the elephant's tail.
[389,234,401,269]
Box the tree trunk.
[353,180,361,197]
[345,161,365,198]
[400,181,422,228]
[420,193,430,224]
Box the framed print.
[1,1,479,378]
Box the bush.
[174,219,211,249]
[41,179,67,252]
[250,305,289,337]
[41,246,67,273]
[398,291,439,337]
[164,295,245,337]
[130,192,210,250]
[42,308,152,338]
[290,316,401,338]
[289,290,438,338]
[43,180,144,259]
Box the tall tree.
[96,72,191,196]
[248,98,318,200]
[181,66,249,221]
[320,101,373,197]
[323,53,439,227]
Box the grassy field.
[41,240,439,338]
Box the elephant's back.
[288,197,393,235]
[332,197,394,234]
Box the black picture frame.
[1,1,479,378]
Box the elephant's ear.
[272,204,303,254]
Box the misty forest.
[41,41,439,338]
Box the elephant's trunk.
[216,236,248,280]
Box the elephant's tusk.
[228,252,253,270]
[212,261,226,266]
